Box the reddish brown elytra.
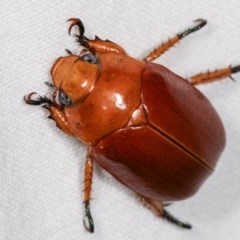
[24,18,239,233]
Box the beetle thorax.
[64,53,145,145]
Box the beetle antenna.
[178,19,207,39]
[163,209,192,229]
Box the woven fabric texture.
[1,1,240,239]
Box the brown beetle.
[24,18,239,232]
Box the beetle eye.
[82,53,98,64]
[59,91,72,106]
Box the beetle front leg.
[45,105,74,136]
[68,18,126,55]
[24,93,73,136]
[137,194,192,229]
[83,148,94,233]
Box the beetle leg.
[162,208,192,229]
[83,148,94,233]
[44,105,74,136]
[68,18,126,55]
[68,18,89,48]
[24,92,54,105]
[143,19,207,62]
[137,194,192,229]
[137,194,164,216]
[24,92,74,135]
[189,65,240,85]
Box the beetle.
[24,18,239,233]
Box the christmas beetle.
[24,18,239,232]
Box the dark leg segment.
[163,208,192,229]
[24,92,54,105]
[83,201,94,233]
[137,194,192,229]
[83,149,94,233]
[177,19,207,39]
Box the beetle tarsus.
[67,18,89,48]
[68,18,85,36]
[231,65,240,74]
[83,201,94,233]
[24,92,54,106]
[178,19,207,39]
[163,209,192,229]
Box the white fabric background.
[1,1,240,239]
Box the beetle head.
[51,53,99,105]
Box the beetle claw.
[83,201,94,233]
[178,18,207,39]
[193,18,207,28]
[67,18,85,38]
[163,208,192,229]
[67,18,85,36]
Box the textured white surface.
[1,1,240,239]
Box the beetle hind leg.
[143,19,207,62]
[162,208,192,229]
[82,149,95,233]
[137,194,192,229]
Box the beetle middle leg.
[137,194,192,229]
[143,19,207,62]
[189,65,240,85]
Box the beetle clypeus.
[24,18,239,233]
